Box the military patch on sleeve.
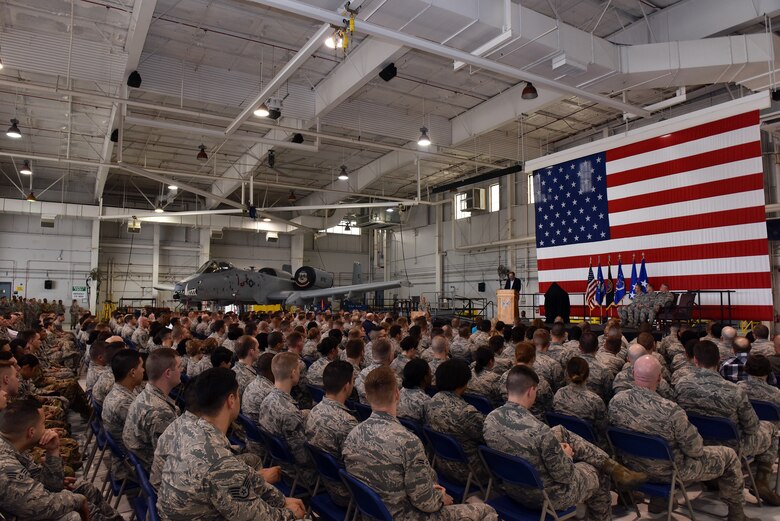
[227,475,254,501]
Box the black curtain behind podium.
[544,282,570,324]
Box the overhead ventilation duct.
[210,229,224,240]
[355,210,400,229]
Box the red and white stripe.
[537,110,772,320]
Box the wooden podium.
[496,290,519,324]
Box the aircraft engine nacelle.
[259,267,293,279]
[294,266,333,289]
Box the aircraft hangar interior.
[1,0,780,326]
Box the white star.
[573,217,578,223]
[565,192,571,198]
[579,208,584,214]
[585,197,591,203]
[600,231,606,238]
[555,212,560,218]
[570,163,575,170]
[599,213,604,219]
[596,175,602,181]
[541,180,546,186]
[561,201,567,208]
[574,235,579,241]
[538,223,543,229]
[571,182,577,188]
[565,174,570,180]
[573,200,578,206]
[545,231,549,237]
[554,195,559,201]
[562,237,568,243]
[559,167,563,173]
[587,234,592,240]
[547,187,552,193]
[580,226,585,231]
[585,216,591,222]
[567,228,572,233]
[597,194,603,200]
[544,214,549,220]
[592,205,597,211]
[556,230,561,235]
[567,210,572,216]
[561,220,567,226]
[596,156,602,163]
[593,223,598,230]
[551,239,556,244]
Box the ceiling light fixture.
[344,223,351,231]
[386,208,394,213]
[417,127,431,147]
[338,165,349,180]
[197,144,208,162]
[154,203,164,213]
[168,184,178,191]
[253,102,270,118]
[521,82,538,100]
[6,119,21,139]
[20,160,32,175]
[262,217,272,222]
[325,29,344,49]
[26,191,36,203]
[0,57,4,70]
[287,191,297,202]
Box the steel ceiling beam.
[246,0,651,117]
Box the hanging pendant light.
[26,191,37,202]
[197,144,208,162]
[253,102,270,118]
[6,119,21,139]
[521,82,538,100]
[154,203,164,213]
[20,160,32,175]
[417,127,431,147]
[338,165,349,180]
[287,191,297,203]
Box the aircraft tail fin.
[352,262,364,285]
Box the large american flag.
[533,103,772,321]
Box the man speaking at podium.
[504,272,521,291]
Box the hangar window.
[454,192,471,220]
[489,182,500,212]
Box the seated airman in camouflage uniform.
[232,336,260,396]
[675,340,780,505]
[304,360,358,506]
[123,348,181,472]
[553,357,609,447]
[241,352,276,424]
[426,359,489,489]
[485,365,647,521]
[639,283,675,325]
[576,332,614,403]
[613,344,676,401]
[547,323,580,368]
[618,284,644,327]
[466,347,502,404]
[498,342,553,421]
[306,337,339,387]
[531,329,565,391]
[258,352,317,491]
[101,350,144,480]
[390,336,419,380]
[398,358,432,423]
[610,355,758,521]
[343,366,498,521]
[750,324,773,357]
[0,399,123,521]
[738,355,780,426]
[157,368,305,520]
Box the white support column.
[291,234,304,270]
[198,228,211,266]
[89,219,100,314]
[152,224,160,300]
[435,202,444,298]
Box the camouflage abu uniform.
[304,397,358,506]
[533,352,565,391]
[151,410,199,489]
[257,388,317,489]
[612,365,676,401]
[390,354,413,380]
[101,383,138,479]
[609,386,745,504]
[398,387,431,424]
[0,436,122,521]
[85,364,109,393]
[553,382,608,447]
[498,368,552,422]
[738,376,780,426]
[241,374,275,424]
[578,353,614,404]
[547,342,579,369]
[122,382,180,471]
[306,356,330,387]
[158,417,295,521]
[425,391,489,486]
[91,371,115,405]
[232,362,257,397]
[675,367,778,468]
[342,411,498,521]
[484,401,612,519]
[466,367,502,404]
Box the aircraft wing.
[270,280,406,307]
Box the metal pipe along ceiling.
[246,0,651,117]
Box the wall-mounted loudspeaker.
[44,280,53,290]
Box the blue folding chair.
[235,412,269,464]
[347,400,372,422]
[339,469,393,521]
[305,443,352,521]
[462,393,494,415]
[477,446,577,521]
[751,400,780,491]
[687,413,761,507]
[124,338,137,350]
[262,428,308,497]
[307,384,326,404]
[545,412,598,444]
[607,426,697,521]
[127,451,160,521]
[423,427,480,502]
[101,430,140,509]
[398,417,427,446]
